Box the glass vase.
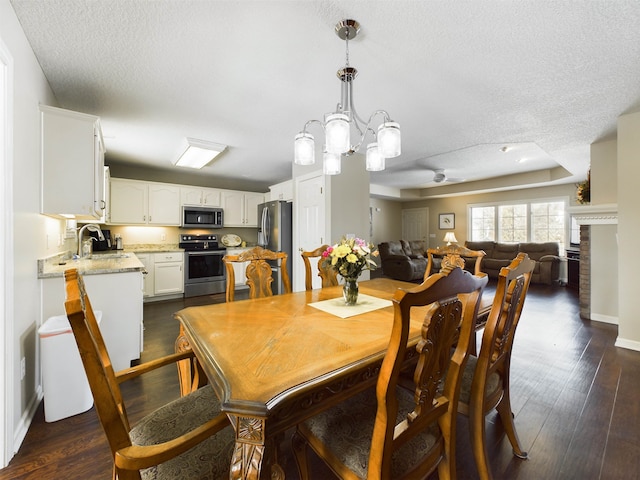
[343,277,359,305]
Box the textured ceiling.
[10,0,640,196]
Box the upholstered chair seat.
[298,387,441,479]
[130,386,235,480]
[458,355,501,404]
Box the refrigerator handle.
[264,208,271,246]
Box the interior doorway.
[294,172,326,291]
[402,207,429,243]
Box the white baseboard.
[615,337,640,352]
[12,387,42,455]
[590,313,618,325]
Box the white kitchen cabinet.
[180,186,221,207]
[109,179,146,223]
[269,180,293,202]
[226,247,250,289]
[40,105,106,220]
[109,178,180,225]
[221,190,264,227]
[148,184,181,225]
[136,253,154,297]
[153,252,184,295]
[41,271,143,371]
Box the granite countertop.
[38,245,185,278]
[37,251,145,279]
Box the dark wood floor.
[2,282,639,479]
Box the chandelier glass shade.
[294,19,401,174]
[323,149,341,175]
[366,142,384,171]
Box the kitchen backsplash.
[106,225,258,249]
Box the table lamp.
[443,232,458,246]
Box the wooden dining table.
[174,277,428,480]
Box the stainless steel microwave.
[181,206,223,229]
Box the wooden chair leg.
[469,402,493,480]
[175,325,208,396]
[496,391,528,459]
[291,430,311,480]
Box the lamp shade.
[294,132,315,165]
[366,143,385,171]
[377,121,401,158]
[443,232,458,245]
[323,149,341,175]
[325,113,350,154]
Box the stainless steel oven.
[179,234,226,297]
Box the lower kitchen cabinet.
[136,254,155,297]
[137,252,184,300]
[41,271,143,371]
[154,252,184,295]
[226,247,251,289]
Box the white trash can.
[38,311,102,422]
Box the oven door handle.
[185,251,226,256]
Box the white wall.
[589,140,618,323]
[1,0,61,464]
[369,197,402,247]
[616,111,640,349]
[329,154,370,243]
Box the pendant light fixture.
[294,19,401,174]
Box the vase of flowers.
[323,237,379,305]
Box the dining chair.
[223,246,291,302]
[424,244,486,280]
[301,245,339,290]
[63,268,235,480]
[457,252,535,480]
[175,246,293,395]
[292,265,488,480]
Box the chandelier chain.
[345,33,350,67]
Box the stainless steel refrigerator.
[257,200,292,294]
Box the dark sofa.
[377,240,428,282]
[465,241,560,285]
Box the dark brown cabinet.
[566,249,580,290]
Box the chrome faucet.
[77,224,104,257]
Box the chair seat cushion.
[459,355,500,404]
[300,387,440,478]
[130,386,235,480]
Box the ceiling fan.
[431,168,464,184]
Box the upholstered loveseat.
[465,241,560,285]
[377,240,428,282]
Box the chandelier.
[293,19,401,175]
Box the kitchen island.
[38,252,145,371]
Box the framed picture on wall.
[439,213,455,230]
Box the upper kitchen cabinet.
[180,186,221,207]
[109,178,180,225]
[221,190,264,227]
[40,105,105,220]
[269,180,293,202]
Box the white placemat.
[308,294,393,318]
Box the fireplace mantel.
[568,203,618,225]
